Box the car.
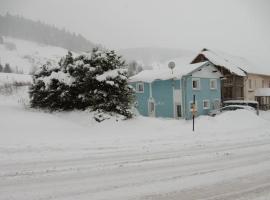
[208,105,256,117]
[223,100,259,115]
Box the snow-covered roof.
[129,62,208,83]
[197,49,270,76]
[255,88,270,97]
[198,49,246,76]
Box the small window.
[210,79,217,90]
[248,79,252,90]
[136,82,144,93]
[192,78,200,90]
[203,100,210,109]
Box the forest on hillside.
[0,13,94,52]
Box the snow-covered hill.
[0,37,70,74]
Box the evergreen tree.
[3,63,12,73]
[29,48,135,119]
[0,63,3,72]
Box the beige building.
[191,49,270,110]
[245,74,270,110]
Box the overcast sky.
[0,0,269,60]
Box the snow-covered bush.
[29,48,135,119]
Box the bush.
[29,48,135,119]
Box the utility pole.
[192,95,196,132]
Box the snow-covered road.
[1,91,270,200]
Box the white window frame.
[189,101,198,112]
[136,82,144,93]
[210,79,217,90]
[192,78,200,90]
[203,100,210,109]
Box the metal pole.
[192,94,195,132]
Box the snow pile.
[196,110,268,134]
[0,72,32,87]
[0,37,70,74]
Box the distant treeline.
[0,13,94,52]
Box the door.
[148,100,155,117]
[175,104,182,118]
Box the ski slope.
[1,88,270,200]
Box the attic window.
[136,82,144,93]
[192,78,200,90]
[210,79,217,90]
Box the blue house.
[129,61,222,120]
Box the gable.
[189,63,222,79]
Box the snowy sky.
[0,0,269,61]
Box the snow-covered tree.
[29,48,134,119]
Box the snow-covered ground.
[1,87,270,200]
[0,37,69,74]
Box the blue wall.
[130,77,221,120]
[152,79,180,118]
[182,76,221,119]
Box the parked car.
[208,105,256,117]
[223,100,259,115]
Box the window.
[269,80,270,88]
[203,100,210,109]
[210,79,217,90]
[248,79,252,90]
[192,78,200,90]
[136,82,144,93]
[262,80,265,88]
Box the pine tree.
[29,48,135,119]
[3,63,12,73]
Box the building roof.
[129,61,208,83]
[255,88,270,97]
[194,49,270,76]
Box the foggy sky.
[0,0,269,61]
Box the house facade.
[245,74,270,110]
[129,61,222,120]
[190,48,270,110]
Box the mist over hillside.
[118,47,195,67]
[0,13,94,52]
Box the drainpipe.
[149,82,153,99]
